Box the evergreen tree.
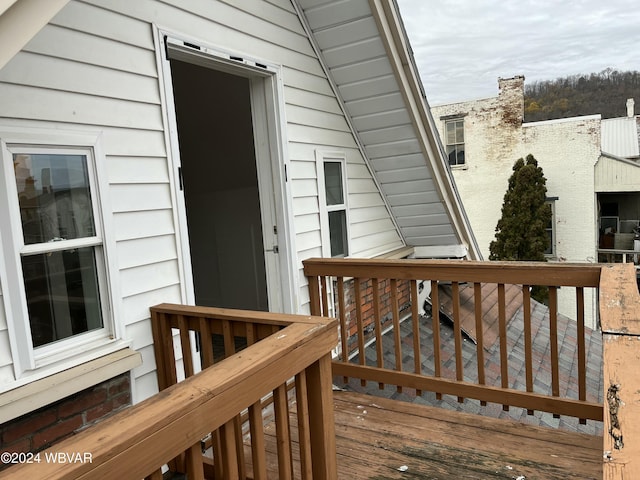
[489,154,552,262]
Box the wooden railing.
[3,305,338,480]
[304,257,604,423]
[600,263,640,479]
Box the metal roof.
[601,116,640,158]
[294,0,480,259]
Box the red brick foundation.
[0,372,131,468]
[338,278,412,355]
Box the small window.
[317,152,349,258]
[545,201,555,257]
[445,118,465,166]
[0,130,114,375]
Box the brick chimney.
[627,98,635,117]
[498,75,525,126]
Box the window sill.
[0,347,141,423]
[450,164,468,171]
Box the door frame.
[155,29,297,314]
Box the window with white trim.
[0,130,114,375]
[317,151,349,258]
[445,118,465,166]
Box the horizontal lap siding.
[0,0,403,399]
[0,0,170,400]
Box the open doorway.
[169,58,271,311]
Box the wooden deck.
[253,390,602,479]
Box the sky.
[396,0,640,105]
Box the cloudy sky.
[396,0,639,105]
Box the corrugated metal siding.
[601,117,640,158]
[595,154,640,192]
[297,0,459,247]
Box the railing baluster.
[178,314,194,378]
[212,429,224,479]
[411,280,422,395]
[295,371,313,480]
[185,442,204,480]
[576,287,587,425]
[308,274,321,316]
[337,277,348,368]
[523,285,534,415]
[248,400,267,480]
[320,275,329,318]
[199,316,214,368]
[306,354,338,479]
[233,416,246,480]
[222,319,235,358]
[498,283,509,411]
[549,286,560,418]
[452,282,464,403]
[474,283,486,406]
[372,277,385,389]
[150,310,177,391]
[274,383,294,480]
[220,420,240,480]
[431,280,442,400]
[354,277,366,387]
[391,278,402,393]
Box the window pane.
[324,161,344,206]
[14,153,95,245]
[455,120,464,143]
[328,210,348,257]
[445,122,456,145]
[22,247,103,347]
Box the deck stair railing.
[2,304,338,480]
[304,257,604,424]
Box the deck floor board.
[249,390,602,479]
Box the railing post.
[305,353,338,479]
[600,264,640,479]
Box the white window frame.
[444,118,465,167]
[0,126,122,379]
[316,150,350,258]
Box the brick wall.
[431,75,601,329]
[338,277,412,355]
[0,372,131,468]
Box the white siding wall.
[0,0,403,400]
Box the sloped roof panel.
[296,0,479,256]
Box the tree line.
[524,69,640,122]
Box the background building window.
[545,200,556,256]
[445,118,465,166]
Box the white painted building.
[0,0,479,438]
[431,76,640,329]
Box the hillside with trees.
[524,69,640,122]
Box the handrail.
[3,306,338,480]
[600,264,640,478]
[304,257,603,424]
